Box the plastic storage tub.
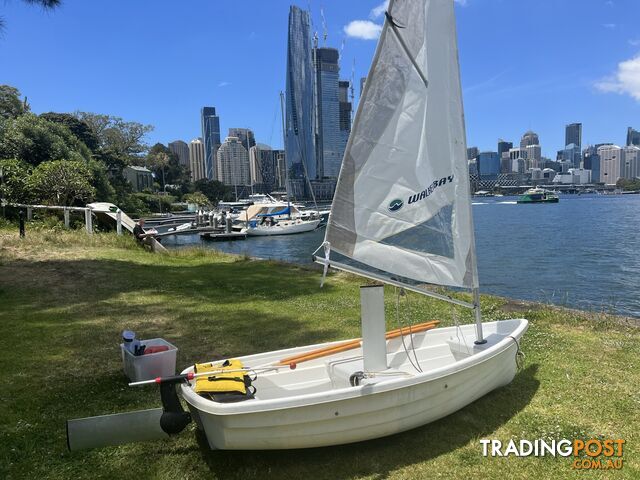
[121,338,177,382]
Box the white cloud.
[602,23,617,29]
[350,0,469,41]
[629,39,640,46]
[595,54,640,101]
[344,20,383,40]
[370,0,389,19]
[218,81,231,87]
[371,0,466,15]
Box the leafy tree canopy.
[28,160,95,206]
[616,177,640,191]
[74,112,153,158]
[0,158,32,204]
[183,192,210,207]
[144,143,189,187]
[40,112,99,151]
[0,85,29,119]
[0,113,91,166]
[194,179,233,204]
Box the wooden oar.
[278,320,439,367]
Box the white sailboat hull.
[180,319,528,450]
[246,219,321,236]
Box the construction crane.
[320,6,328,46]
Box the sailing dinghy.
[67,0,527,451]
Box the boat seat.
[446,333,506,360]
[326,356,411,389]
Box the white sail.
[323,0,477,289]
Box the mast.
[450,1,485,344]
[279,91,291,219]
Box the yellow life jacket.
[193,359,247,395]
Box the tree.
[0,1,62,32]
[28,160,95,206]
[616,178,640,191]
[0,113,91,166]
[40,112,99,151]
[145,143,189,188]
[0,85,29,119]
[87,158,116,202]
[183,192,210,208]
[194,179,233,204]
[0,158,31,203]
[74,112,153,158]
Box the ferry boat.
[517,188,559,204]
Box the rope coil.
[507,335,525,370]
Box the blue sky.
[1,0,639,157]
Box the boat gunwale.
[180,319,528,415]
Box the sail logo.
[388,199,404,212]
[407,175,455,206]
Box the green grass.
[0,225,638,479]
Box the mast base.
[474,339,487,345]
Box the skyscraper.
[338,80,352,173]
[188,138,206,182]
[314,47,343,178]
[467,147,479,161]
[274,150,286,189]
[627,127,640,147]
[168,140,189,168]
[565,123,582,151]
[526,144,542,169]
[285,5,316,189]
[477,151,500,176]
[583,145,599,181]
[497,139,513,158]
[622,145,640,179]
[216,136,250,187]
[520,130,539,149]
[563,143,581,169]
[249,144,278,193]
[228,128,256,153]
[201,107,221,180]
[598,145,623,185]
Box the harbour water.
[162,194,640,318]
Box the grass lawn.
[0,224,638,479]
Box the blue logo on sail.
[388,198,404,212]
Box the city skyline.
[1,0,639,156]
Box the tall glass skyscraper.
[338,80,352,170]
[201,107,221,180]
[314,47,343,178]
[627,127,640,147]
[565,123,582,150]
[285,5,316,190]
[565,123,582,168]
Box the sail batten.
[322,0,476,290]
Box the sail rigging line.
[384,11,429,89]
[395,287,423,373]
[452,304,471,356]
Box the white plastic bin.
[121,338,178,382]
